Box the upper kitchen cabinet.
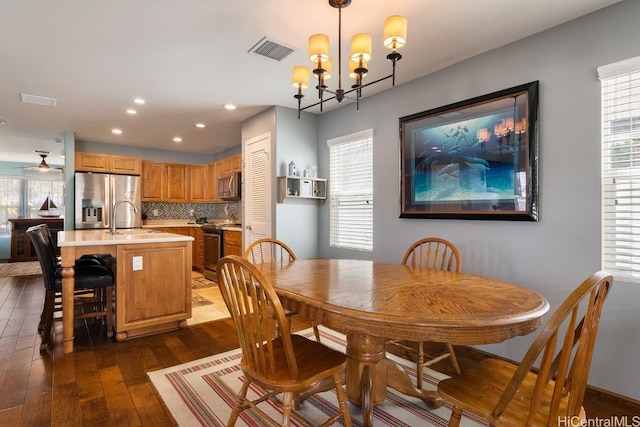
[75,152,141,175]
[217,154,242,177]
[166,163,188,202]
[188,164,208,202]
[142,161,220,202]
[141,160,167,202]
[207,162,221,202]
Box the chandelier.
[291,0,407,118]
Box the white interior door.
[243,133,272,249]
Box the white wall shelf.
[277,176,327,204]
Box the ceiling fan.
[15,150,65,178]
[37,152,51,169]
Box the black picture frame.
[399,81,539,221]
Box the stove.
[202,225,223,280]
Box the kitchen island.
[58,229,193,353]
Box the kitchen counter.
[142,220,203,228]
[58,229,193,352]
[142,220,243,231]
[58,228,194,246]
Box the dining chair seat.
[437,271,613,427]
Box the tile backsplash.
[142,202,240,222]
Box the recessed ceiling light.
[134,98,145,105]
[112,128,123,135]
[224,104,237,110]
[195,123,206,128]
[126,109,137,115]
[173,137,183,143]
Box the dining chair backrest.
[401,237,461,272]
[243,237,297,265]
[497,271,613,422]
[26,224,58,291]
[40,222,60,258]
[217,255,299,379]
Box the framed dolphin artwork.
[399,81,539,221]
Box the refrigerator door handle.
[103,174,112,230]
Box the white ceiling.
[0,0,621,167]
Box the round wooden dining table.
[254,258,549,427]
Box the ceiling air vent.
[248,37,295,62]
[21,93,57,107]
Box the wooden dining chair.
[387,237,462,389]
[217,255,352,427]
[437,271,613,427]
[243,237,321,342]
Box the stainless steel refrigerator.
[74,172,142,230]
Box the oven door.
[203,231,221,279]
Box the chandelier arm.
[300,73,394,111]
[337,5,343,96]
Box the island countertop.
[58,228,194,247]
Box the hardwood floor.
[1,274,638,426]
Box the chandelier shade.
[350,33,372,63]
[309,34,330,62]
[291,0,407,117]
[383,15,408,49]
[291,66,310,88]
[349,60,367,79]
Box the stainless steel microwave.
[217,172,241,200]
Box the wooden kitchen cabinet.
[207,162,221,202]
[188,164,208,202]
[217,154,242,176]
[191,227,204,271]
[76,152,141,175]
[141,160,167,201]
[115,241,191,341]
[166,163,188,202]
[223,229,242,256]
[143,161,209,202]
[155,226,202,271]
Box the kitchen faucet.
[109,199,139,235]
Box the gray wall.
[315,0,640,399]
[274,107,320,259]
[241,106,321,259]
[76,140,215,164]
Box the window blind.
[598,56,640,282]
[328,129,373,251]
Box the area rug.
[0,261,42,277]
[192,276,215,290]
[148,326,488,427]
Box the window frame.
[598,56,640,282]
[327,129,374,252]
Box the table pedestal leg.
[344,331,444,426]
[344,331,387,426]
[385,358,443,408]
